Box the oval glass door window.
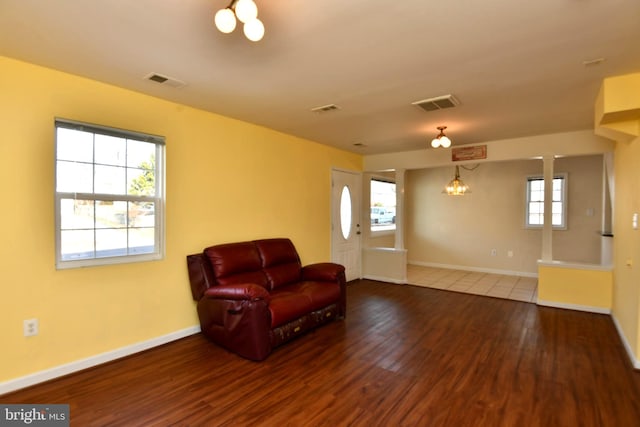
[340,185,352,239]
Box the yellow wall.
[537,263,612,310]
[613,135,640,361]
[596,72,640,364]
[0,56,361,383]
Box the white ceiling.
[1,0,639,154]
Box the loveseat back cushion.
[204,241,269,289]
[254,238,302,290]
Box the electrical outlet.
[23,318,38,337]
[490,249,497,256]
[507,250,514,258]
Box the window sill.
[525,225,567,231]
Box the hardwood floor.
[4,280,640,426]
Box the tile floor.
[407,265,538,303]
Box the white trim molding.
[0,326,201,396]
[612,314,640,370]
[536,298,611,315]
[363,274,407,284]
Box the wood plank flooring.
[3,280,640,426]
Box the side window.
[526,174,566,229]
[370,178,396,232]
[55,119,165,269]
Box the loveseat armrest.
[302,263,346,282]
[203,284,271,302]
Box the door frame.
[330,167,362,281]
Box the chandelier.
[214,0,264,42]
[431,126,451,148]
[444,166,469,196]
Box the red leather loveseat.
[187,238,346,360]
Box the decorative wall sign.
[452,145,487,162]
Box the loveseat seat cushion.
[205,241,269,289]
[255,238,302,290]
[268,281,341,328]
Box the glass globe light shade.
[431,138,441,148]
[235,0,258,23]
[440,136,452,148]
[244,18,264,42]
[215,8,236,33]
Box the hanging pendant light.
[214,7,237,33]
[431,126,452,148]
[214,0,264,42]
[444,166,469,195]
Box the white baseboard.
[363,274,407,284]
[611,314,640,370]
[0,325,201,396]
[408,260,538,278]
[536,298,611,315]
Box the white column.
[541,156,554,261]
[395,168,405,250]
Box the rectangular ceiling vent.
[412,94,460,112]
[143,72,186,88]
[311,104,341,113]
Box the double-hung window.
[54,119,165,269]
[526,174,567,229]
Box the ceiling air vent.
[143,72,186,88]
[412,94,460,112]
[311,104,341,113]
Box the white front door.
[331,169,361,281]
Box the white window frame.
[54,119,165,269]
[525,173,567,230]
[370,176,396,235]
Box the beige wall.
[405,155,603,275]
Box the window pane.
[530,189,544,202]
[127,140,156,168]
[129,228,155,254]
[129,201,155,227]
[95,229,127,258]
[529,202,539,214]
[60,199,94,230]
[57,161,93,193]
[94,164,126,195]
[529,214,542,225]
[340,186,352,240]
[127,166,156,196]
[96,201,127,229]
[56,128,93,162]
[530,180,543,191]
[61,229,95,260]
[95,134,126,166]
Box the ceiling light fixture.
[444,166,469,196]
[214,0,264,42]
[431,126,452,148]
